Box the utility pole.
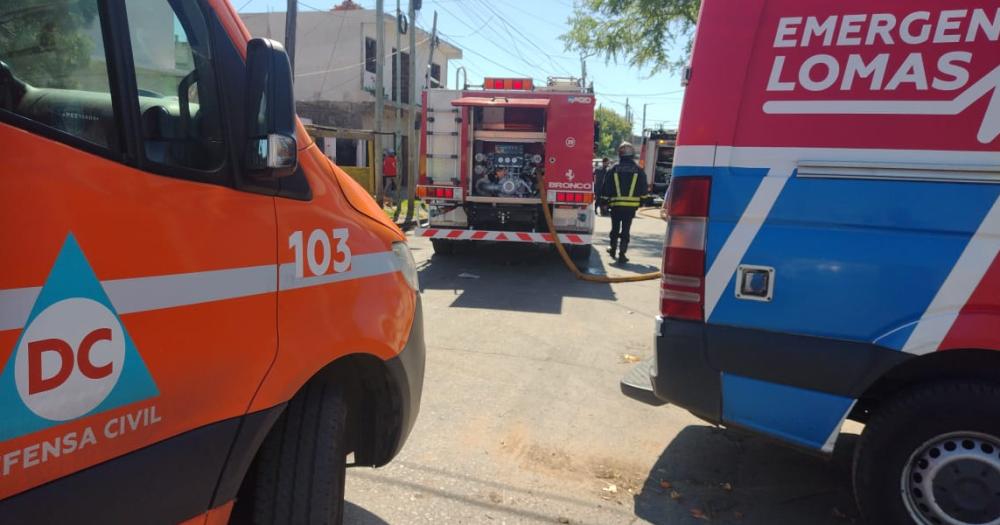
[406,10,437,224]
[284,0,297,75]
[424,12,439,89]
[625,97,631,126]
[580,55,587,89]
[375,0,386,204]
[403,0,419,225]
[407,10,437,225]
[392,0,403,220]
[641,103,648,135]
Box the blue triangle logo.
[0,234,158,441]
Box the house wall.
[240,10,460,105]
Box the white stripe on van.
[901,196,1000,355]
[703,167,792,320]
[0,251,400,332]
[674,146,1000,170]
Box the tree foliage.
[594,105,632,158]
[562,0,700,74]
[0,0,100,89]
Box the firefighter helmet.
[617,141,636,159]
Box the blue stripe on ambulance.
[677,163,1000,451]
[708,175,1000,344]
[722,373,854,451]
[698,167,772,271]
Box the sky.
[236,0,685,135]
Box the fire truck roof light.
[485,78,533,90]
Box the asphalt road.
[345,212,861,524]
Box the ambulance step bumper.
[620,357,667,406]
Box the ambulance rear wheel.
[253,382,348,525]
[852,381,1000,525]
[431,239,456,255]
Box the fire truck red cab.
[416,77,596,262]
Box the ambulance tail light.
[660,177,711,322]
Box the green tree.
[594,105,631,158]
[0,0,100,89]
[561,0,700,74]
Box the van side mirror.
[245,38,297,178]
[593,121,601,153]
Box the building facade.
[241,8,462,174]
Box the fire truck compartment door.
[451,97,550,108]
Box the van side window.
[125,0,225,172]
[0,0,118,150]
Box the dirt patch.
[493,426,648,505]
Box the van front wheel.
[253,382,348,525]
[853,381,1000,525]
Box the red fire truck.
[415,77,597,262]
[640,129,677,199]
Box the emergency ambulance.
[0,1,423,523]
[621,1,1000,524]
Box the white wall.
[240,10,461,104]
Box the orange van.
[0,1,424,523]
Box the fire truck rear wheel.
[431,239,456,255]
[569,244,591,267]
[253,382,348,525]
[852,380,1000,525]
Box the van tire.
[253,382,348,525]
[431,238,455,255]
[852,381,1000,525]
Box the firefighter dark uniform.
[601,143,647,263]
[593,157,610,216]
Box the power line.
[492,0,565,31]
[470,0,575,77]
[440,13,495,38]
[296,35,431,77]
[596,89,685,97]
[432,0,559,81]
[438,30,536,79]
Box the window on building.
[0,0,118,150]
[430,63,441,88]
[391,49,410,104]
[364,37,376,73]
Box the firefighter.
[382,148,398,202]
[593,157,610,216]
[601,141,648,263]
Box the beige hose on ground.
[638,207,665,220]
[538,178,662,283]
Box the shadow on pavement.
[633,425,860,525]
[590,215,666,260]
[343,501,390,524]
[615,234,667,260]
[414,242,615,314]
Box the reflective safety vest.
[610,169,641,208]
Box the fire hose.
[538,178,662,283]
